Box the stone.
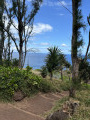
[13,91,25,101]
[45,100,79,120]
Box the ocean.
[13,53,72,69]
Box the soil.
[0,91,68,120]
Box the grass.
[69,88,90,120]
[0,68,90,119]
[30,69,90,120]
[32,69,72,92]
[43,83,90,120]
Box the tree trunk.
[50,71,53,80]
[85,30,90,60]
[70,0,80,97]
[72,0,79,83]
[61,69,63,81]
[72,58,79,83]
[18,8,24,68]
[0,27,4,65]
[69,87,76,98]
[7,35,11,66]
[19,43,23,68]
[0,0,4,65]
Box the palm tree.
[45,46,60,80]
[58,53,71,81]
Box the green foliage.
[0,66,59,101]
[79,59,90,83]
[59,80,72,91]
[69,89,90,120]
[72,0,85,57]
[12,58,19,67]
[2,59,11,67]
[2,58,19,67]
[26,65,32,74]
[41,66,48,78]
[0,66,42,100]
[57,54,71,71]
[44,84,90,120]
[45,46,71,80]
[39,79,55,93]
[46,46,60,73]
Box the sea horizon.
[12,52,72,69]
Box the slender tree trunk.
[0,0,4,65]
[50,71,53,80]
[0,27,4,65]
[70,0,80,97]
[72,58,79,83]
[85,30,90,60]
[61,69,63,81]
[72,0,79,83]
[18,6,24,68]
[7,35,11,66]
[19,42,23,68]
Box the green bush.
[26,65,32,74]
[2,59,12,67]
[41,66,48,78]
[2,58,19,67]
[0,66,42,100]
[59,80,72,91]
[12,58,19,67]
[39,79,55,93]
[0,66,56,101]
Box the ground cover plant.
[0,66,55,101]
[44,83,90,120]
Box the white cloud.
[43,0,68,7]
[32,42,49,46]
[33,23,53,34]
[4,15,53,36]
[61,44,67,47]
[60,1,67,6]
[40,42,49,46]
[59,13,64,16]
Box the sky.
[5,0,90,54]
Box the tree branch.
[2,26,19,52]
[85,31,90,60]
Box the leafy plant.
[45,46,60,80]
[26,65,32,74]
[41,66,48,78]
[0,66,41,100]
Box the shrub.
[39,79,55,93]
[0,66,56,101]
[12,58,19,67]
[26,65,32,74]
[41,66,48,78]
[59,80,72,91]
[0,66,41,101]
[2,58,19,67]
[2,59,12,67]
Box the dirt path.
[0,92,68,120]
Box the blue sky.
[6,0,90,54]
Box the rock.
[45,100,79,120]
[46,110,69,120]
[13,91,25,101]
